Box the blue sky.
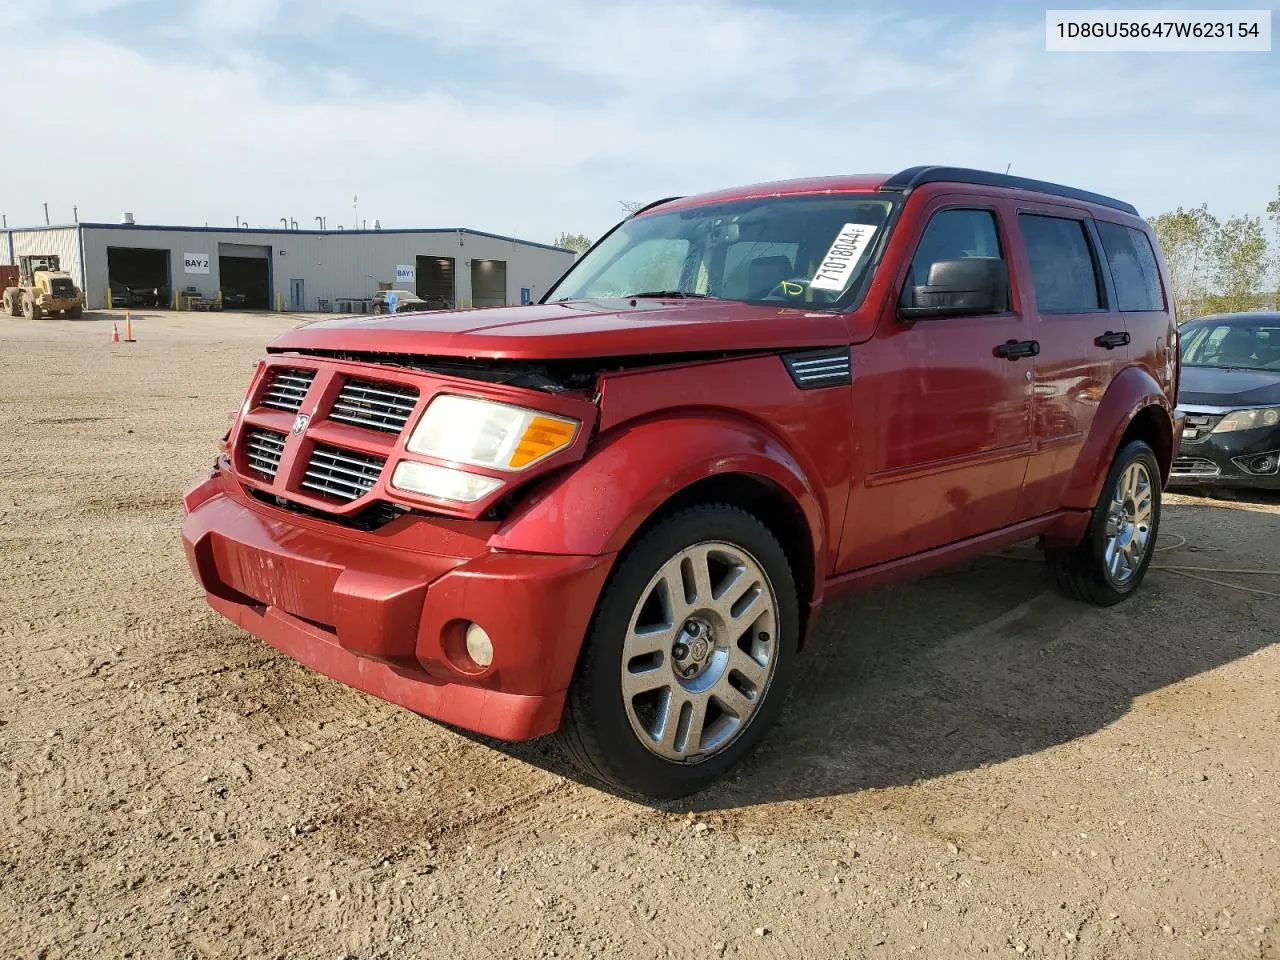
[5,0,1278,245]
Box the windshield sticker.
[809,223,879,292]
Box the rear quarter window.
[1096,222,1164,312]
[1018,214,1104,313]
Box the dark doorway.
[106,247,171,308]
[470,258,506,307]
[219,256,270,310]
[416,255,455,307]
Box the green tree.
[553,232,592,253]
[1149,204,1217,320]
[1208,214,1269,314]
[1267,187,1280,301]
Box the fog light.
[465,623,493,668]
[1250,454,1278,474]
[391,460,502,502]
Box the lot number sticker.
[183,253,211,274]
[809,223,878,292]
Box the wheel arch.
[617,471,818,646]
[1059,366,1174,511]
[492,413,827,640]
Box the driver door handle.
[995,339,1040,360]
[1094,330,1131,349]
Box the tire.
[558,504,799,798]
[22,296,41,321]
[2,291,15,317]
[66,307,83,319]
[1046,439,1161,606]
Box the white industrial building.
[1,220,576,312]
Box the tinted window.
[908,209,1002,288]
[1096,222,1164,312]
[1019,214,1103,312]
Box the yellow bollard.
[275,291,283,312]
[106,287,113,310]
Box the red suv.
[182,167,1180,798]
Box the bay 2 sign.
[184,253,211,275]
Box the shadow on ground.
[491,497,1280,809]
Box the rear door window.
[1018,214,1105,312]
[1096,222,1164,312]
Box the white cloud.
[3,1,1277,242]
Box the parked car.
[223,290,249,309]
[371,289,417,314]
[1171,312,1280,490]
[182,166,1179,798]
[130,285,164,308]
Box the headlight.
[1211,407,1280,433]
[405,395,579,471]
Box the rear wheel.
[1046,439,1161,606]
[559,504,799,798]
[66,307,83,319]
[3,291,18,317]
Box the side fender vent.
[782,349,852,389]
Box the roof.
[2,222,574,254]
[643,167,1138,217]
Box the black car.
[1172,312,1280,490]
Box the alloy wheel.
[620,541,778,762]
[1102,461,1154,586]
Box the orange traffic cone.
[124,311,136,342]
[111,321,120,343]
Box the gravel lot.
[2,310,1278,960]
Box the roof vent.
[120,211,135,225]
[373,219,381,230]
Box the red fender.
[492,413,827,571]
[1059,364,1174,511]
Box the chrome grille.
[1171,457,1220,478]
[260,368,316,412]
[243,428,287,478]
[1180,413,1222,444]
[329,378,420,434]
[301,445,386,501]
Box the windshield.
[545,194,896,309]
[1180,320,1280,371]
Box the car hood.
[270,298,851,360]
[1179,365,1280,408]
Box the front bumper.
[181,467,614,740]
[1169,424,1280,490]
[37,296,81,310]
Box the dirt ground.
[2,309,1278,960]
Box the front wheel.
[66,307,83,319]
[1046,439,1161,606]
[558,504,799,798]
[22,296,41,321]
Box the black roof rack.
[881,166,1139,216]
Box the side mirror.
[898,257,1009,321]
